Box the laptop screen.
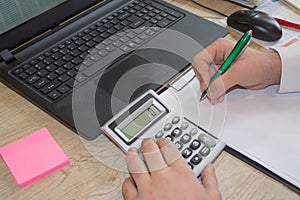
[0,0,107,52]
[0,0,68,35]
[0,0,66,34]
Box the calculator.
[101,90,225,176]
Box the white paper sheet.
[160,69,300,189]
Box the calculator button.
[182,147,193,158]
[191,154,202,165]
[164,123,172,131]
[155,131,164,139]
[171,116,180,124]
[165,135,174,142]
[189,128,198,135]
[189,139,201,150]
[180,122,189,130]
[171,128,182,138]
[175,141,183,150]
[180,133,191,144]
[198,133,216,147]
[199,145,210,157]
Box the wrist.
[269,51,282,85]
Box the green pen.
[200,30,252,101]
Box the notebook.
[0,0,228,140]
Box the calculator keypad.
[152,116,222,173]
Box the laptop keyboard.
[11,0,184,101]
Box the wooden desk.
[0,0,299,199]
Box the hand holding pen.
[199,30,252,101]
[191,31,282,104]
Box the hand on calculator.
[122,138,222,200]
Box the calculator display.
[121,105,161,140]
[113,96,167,144]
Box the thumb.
[122,177,138,200]
[201,164,220,195]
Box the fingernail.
[128,147,137,152]
[142,138,154,144]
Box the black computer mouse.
[227,10,282,41]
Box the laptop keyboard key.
[78,45,89,52]
[41,80,61,94]
[63,62,75,70]
[157,19,171,28]
[66,78,75,88]
[26,75,40,84]
[19,72,29,80]
[47,72,58,80]
[46,64,57,72]
[26,67,38,75]
[43,57,54,65]
[14,68,24,75]
[57,84,71,94]
[118,12,130,20]
[67,69,77,77]
[165,9,182,18]
[47,90,62,100]
[62,54,74,62]
[60,48,70,55]
[34,78,49,89]
[55,67,67,75]
[37,69,49,77]
[72,57,83,65]
[58,74,70,82]
[22,64,31,69]
[52,52,63,60]
[34,62,46,70]
[30,59,38,65]
[75,38,85,46]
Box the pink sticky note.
[0,128,70,188]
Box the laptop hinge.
[0,49,15,63]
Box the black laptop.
[0,0,227,140]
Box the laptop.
[0,0,228,140]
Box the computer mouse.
[227,10,282,41]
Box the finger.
[201,164,220,194]
[122,177,138,200]
[142,138,168,173]
[208,93,225,104]
[206,77,226,101]
[192,64,210,91]
[126,147,150,187]
[156,138,182,166]
[217,95,225,103]
[127,147,148,173]
[204,38,236,65]
[192,50,216,91]
[219,67,239,92]
[206,66,241,102]
[209,98,219,105]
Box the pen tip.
[200,91,207,101]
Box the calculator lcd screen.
[121,104,161,140]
